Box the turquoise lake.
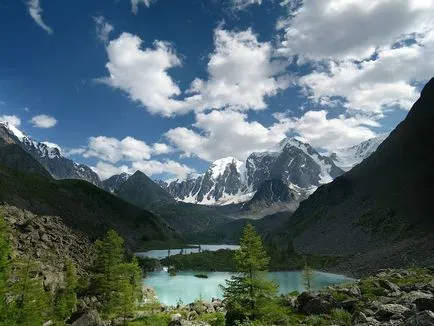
[144,270,353,306]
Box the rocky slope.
[2,204,93,290]
[102,172,131,193]
[277,77,434,272]
[0,163,176,250]
[0,122,102,186]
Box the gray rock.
[379,279,401,292]
[168,313,183,326]
[375,304,410,321]
[399,290,433,305]
[348,285,362,297]
[70,310,102,326]
[413,297,434,311]
[405,310,434,326]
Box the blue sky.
[0,0,433,180]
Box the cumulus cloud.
[91,162,131,180]
[94,16,114,43]
[30,114,57,128]
[100,27,289,117]
[297,31,434,115]
[184,27,289,112]
[277,0,434,61]
[92,160,194,180]
[165,109,290,161]
[83,136,153,163]
[0,115,21,127]
[275,110,378,150]
[27,0,53,34]
[101,32,188,117]
[77,135,190,180]
[165,107,382,161]
[275,0,434,119]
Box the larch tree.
[222,223,277,325]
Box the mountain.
[0,162,176,250]
[330,135,388,171]
[0,122,102,186]
[116,171,175,208]
[160,139,345,206]
[277,77,434,275]
[102,172,131,193]
[113,171,232,234]
[0,126,52,179]
[241,179,301,216]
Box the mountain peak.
[0,121,26,141]
[209,156,243,179]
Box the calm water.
[137,244,240,259]
[144,270,353,306]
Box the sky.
[0,0,433,180]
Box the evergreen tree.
[10,256,49,326]
[0,215,12,323]
[303,263,314,290]
[53,260,78,323]
[90,230,142,320]
[222,224,278,325]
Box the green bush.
[331,308,352,326]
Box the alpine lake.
[137,245,353,306]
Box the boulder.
[375,304,410,321]
[70,310,102,326]
[379,279,401,292]
[405,310,434,326]
[168,313,183,326]
[399,290,433,305]
[413,297,434,312]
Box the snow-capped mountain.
[330,135,388,171]
[0,121,102,186]
[159,138,345,206]
[102,172,131,193]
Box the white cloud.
[165,107,382,161]
[83,136,153,163]
[232,0,262,10]
[298,34,434,115]
[165,109,290,162]
[0,115,21,127]
[131,0,158,14]
[92,162,131,180]
[92,159,194,180]
[184,27,289,112]
[131,159,195,179]
[275,110,378,150]
[152,143,172,155]
[277,0,434,61]
[275,0,434,118]
[94,16,114,43]
[30,114,57,128]
[100,27,289,116]
[101,32,188,117]
[27,0,53,34]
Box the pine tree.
[90,230,142,320]
[303,262,314,290]
[10,256,49,326]
[53,260,78,323]
[222,224,277,325]
[0,215,11,322]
